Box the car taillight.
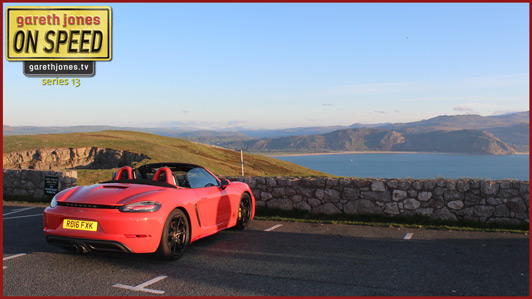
[119,201,161,213]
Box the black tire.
[156,209,190,260]
[235,193,252,229]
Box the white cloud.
[453,106,477,114]
[225,120,248,128]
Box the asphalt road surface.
[3,202,530,296]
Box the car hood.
[57,183,169,206]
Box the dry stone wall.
[224,176,529,225]
[3,168,528,225]
[3,169,77,199]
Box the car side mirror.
[220,179,231,190]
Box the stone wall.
[3,147,149,170]
[3,169,528,225]
[3,169,77,199]
[224,176,530,225]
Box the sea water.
[271,153,529,181]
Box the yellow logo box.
[6,6,112,61]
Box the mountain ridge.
[219,128,517,155]
[4,111,528,155]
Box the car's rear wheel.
[157,209,190,260]
[235,193,252,229]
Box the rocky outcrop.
[3,147,149,170]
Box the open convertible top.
[101,162,221,189]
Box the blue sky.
[3,3,529,129]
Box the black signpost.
[44,176,60,195]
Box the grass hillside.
[3,130,328,184]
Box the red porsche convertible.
[43,162,255,260]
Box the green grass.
[255,208,530,234]
[3,130,329,184]
[3,195,52,204]
[76,169,117,186]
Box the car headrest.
[115,166,135,180]
[153,167,177,186]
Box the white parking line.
[3,253,26,269]
[264,224,283,232]
[3,214,43,220]
[3,207,34,216]
[113,275,167,294]
[403,233,414,240]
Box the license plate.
[63,219,98,232]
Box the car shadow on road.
[22,226,530,296]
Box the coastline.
[267,151,530,157]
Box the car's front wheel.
[157,209,190,260]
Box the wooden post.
[240,148,244,176]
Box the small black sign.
[24,61,95,77]
[44,176,60,195]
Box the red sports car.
[43,162,255,260]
